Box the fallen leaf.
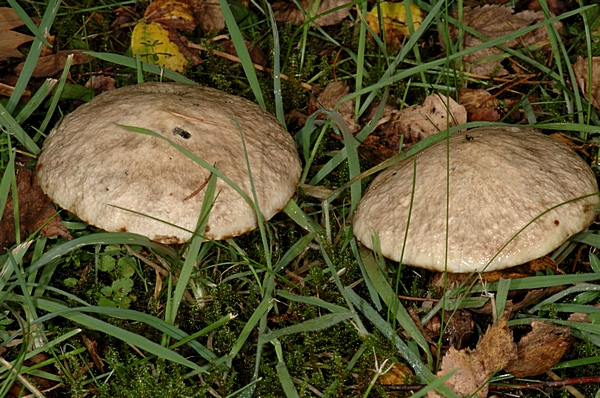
[428,315,517,398]
[483,256,561,283]
[111,6,142,45]
[82,335,105,372]
[459,88,501,122]
[14,50,92,77]
[426,310,475,349]
[272,0,352,26]
[359,94,467,163]
[39,34,55,57]
[197,0,225,32]
[0,167,72,253]
[503,320,572,378]
[568,303,600,323]
[298,183,333,200]
[221,39,267,67]
[379,362,413,385]
[132,21,190,72]
[85,75,116,95]
[131,0,203,72]
[308,81,359,133]
[366,1,425,47]
[443,5,562,76]
[573,56,600,111]
[0,7,34,61]
[6,352,58,397]
[144,0,199,31]
[522,0,568,15]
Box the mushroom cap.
[353,127,599,273]
[37,83,302,243]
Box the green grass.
[1,0,600,396]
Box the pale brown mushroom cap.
[37,83,302,243]
[353,127,599,273]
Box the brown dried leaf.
[524,0,568,15]
[359,94,466,163]
[503,321,572,378]
[221,39,267,67]
[428,315,517,398]
[573,56,600,111]
[308,81,358,133]
[14,50,93,77]
[6,352,58,397]
[420,309,475,349]
[82,335,105,372]
[459,88,501,122]
[0,167,72,253]
[0,7,34,61]
[197,0,225,32]
[272,0,352,26]
[85,75,116,95]
[111,6,141,44]
[443,5,562,76]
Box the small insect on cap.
[37,83,302,243]
[353,127,599,273]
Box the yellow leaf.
[131,21,187,72]
[366,1,424,39]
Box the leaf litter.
[0,7,34,61]
[442,5,563,76]
[0,167,71,253]
[423,314,575,396]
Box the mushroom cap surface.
[37,83,302,243]
[353,127,599,273]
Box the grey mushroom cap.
[353,127,599,273]
[37,83,302,243]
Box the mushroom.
[353,127,599,273]
[36,83,302,244]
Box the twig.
[184,166,215,201]
[170,111,229,129]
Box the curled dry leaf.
[443,5,562,76]
[0,167,72,253]
[573,56,600,111]
[359,94,467,163]
[503,320,573,378]
[82,335,105,372]
[0,7,34,61]
[428,315,517,398]
[272,0,352,26]
[422,309,475,349]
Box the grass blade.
[218,0,265,108]
[345,287,459,397]
[359,247,432,365]
[84,52,197,84]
